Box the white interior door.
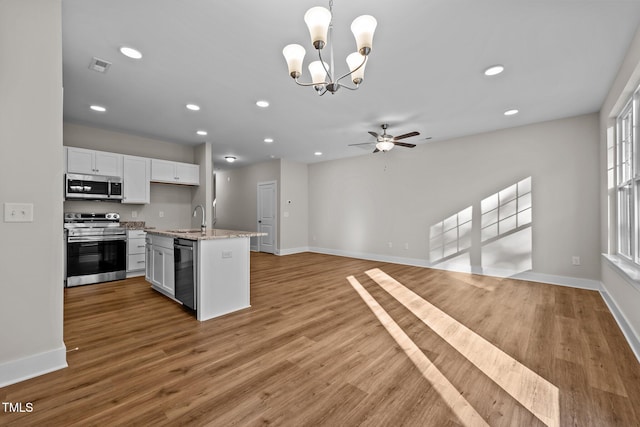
[257,181,276,253]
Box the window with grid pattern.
[617,95,638,262]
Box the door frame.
[256,180,277,253]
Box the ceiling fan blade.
[368,131,380,139]
[348,142,375,146]
[373,148,380,153]
[394,131,420,140]
[393,142,416,148]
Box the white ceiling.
[62,0,640,170]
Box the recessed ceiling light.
[504,109,519,116]
[186,104,200,111]
[256,100,270,108]
[314,152,323,156]
[264,138,274,143]
[119,46,142,59]
[90,105,106,112]
[196,130,208,136]
[484,65,504,76]
[225,156,236,163]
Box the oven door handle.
[68,235,127,243]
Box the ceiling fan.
[349,124,429,153]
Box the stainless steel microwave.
[65,173,123,201]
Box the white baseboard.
[599,282,640,363]
[307,246,599,290]
[309,246,430,268]
[0,345,67,388]
[276,247,310,256]
[498,270,600,290]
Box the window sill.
[602,253,640,292]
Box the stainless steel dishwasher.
[174,238,197,311]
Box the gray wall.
[191,142,213,229]
[215,160,280,249]
[63,122,202,229]
[215,159,308,254]
[309,113,601,282]
[64,122,195,162]
[280,160,309,253]
[0,0,66,385]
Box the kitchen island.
[145,228,266,321]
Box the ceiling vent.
[88,57,111,73]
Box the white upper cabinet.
[175,162,200,185]
[122,155,150,204]
[66,147,123,177]
[151,159,199,186]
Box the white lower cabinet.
[146,235,174,296]
[126,229,147,277]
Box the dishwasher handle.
[174,244,194,251]
[174,238,195,250]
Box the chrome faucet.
[193,204,206,233]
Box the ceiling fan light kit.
[282,0,377,96]
[376,140,395,152]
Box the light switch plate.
[222,250,233,259]
[4,203,34,222]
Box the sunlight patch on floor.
[347,275,490,427]
[365,268,559,427]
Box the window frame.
[616,92,639,264]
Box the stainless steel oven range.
[64,212,126,287]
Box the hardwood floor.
[2,252,639,426]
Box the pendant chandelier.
[282,1,377,96]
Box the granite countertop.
[120,221,147,230]
[147,228,266,240]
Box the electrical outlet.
[132,211,138,218]
[222,250,232,259]
[388,242,393,248]
[404,243,409,250]
[159,211,164,218]
[572,256,581,266]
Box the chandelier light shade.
[350,15,377,55]
[283,1,377,96]
[346,52,366,84]
[304,7,332,49]
[283,44,306,78]
[309,61,329,85]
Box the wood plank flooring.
[1,252,639,426]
